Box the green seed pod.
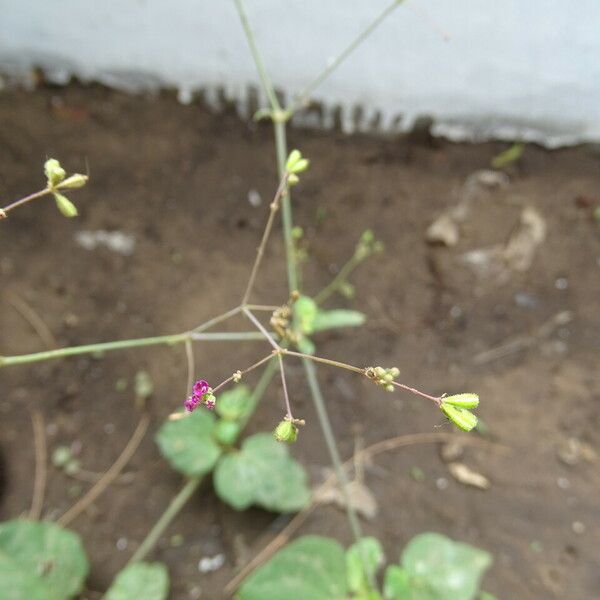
[443,393,479,409]
[44,158,66,187]
[53,192,78,217]
[440,403,478,432]
[273,419,298,443]
[291,158,310,173]
[58,173,88,189]
[285,149,302,172]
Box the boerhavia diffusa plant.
[0,1,494,598]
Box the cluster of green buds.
[285,149,310,186]
[273,415,305,443]
[354,229,384,262]
[365,366,400,392]
[44,158,88,217]
[439,393,479,432]
[270,292,301,344]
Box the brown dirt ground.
[0,84,599,599]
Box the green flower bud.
[273,419,298,443]
[53,192,78,218]
[443,393,479,409]
[285,149,302,172]
[288,173,300,186]
[52,446,72,469]
[292,158,310,173]
[58,173,88,189]
[440,403,478,432]
[44,158,66,187]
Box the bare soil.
[1,84,599,599]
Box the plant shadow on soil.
[0,84,599,599]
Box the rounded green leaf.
[293,295,318,334]
[215,385,254,422]
[156,410,222,477]
[346,537,385,594]
[214,433,310,512]
[383,565,411,599]
[0,519,89,600]
[401,533,492,600]
[106,562,169,600]
[214,419,243,446]
[238,536,348,600]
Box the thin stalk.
[191,305,242,333]
[212,353,274,394]
[287,0,405,114]
[283,349,365,374]
[0,331,264,368]
[303,360,374,588]
[274,122,298,292]
[277,353,293,419]
[128,477,201,564]
[314,254,360,305]
[243,308,280,351]
[241,174,289,305]
[1,188,51,219]
[233,0,281,112]
[391,380,442,405]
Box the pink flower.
[184,379,216,412]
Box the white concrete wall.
[0,0,598,146]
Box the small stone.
[572,521,585,534]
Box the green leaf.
[313,309,366,332]
[294,295,318,334]
[213,433,310,512]
[156,410,222,477]
[346,537,385,594]
[400,533,492,600]
[106,562,169,600]
[479,593,498,600]
[0,519,89,600]
[491,142,524,169]
[383,565,412,599]
[238,536,348,600]
[215,385,254,422]
[214,419,243,446]
[53,192,78,218]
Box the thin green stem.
[274,122,298,292]
[287,0,405,115]
[303,360,374,587]
[314,255,360,305]
[0,331,263,368]
[127,477,202,564]
[233,0,281,112]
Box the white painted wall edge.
[0,0,598,148]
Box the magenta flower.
[193,379,209,397]
[184,379,216,412]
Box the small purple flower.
[184,395,199,412]
[193,379,209,397]
[184,379,215,412]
